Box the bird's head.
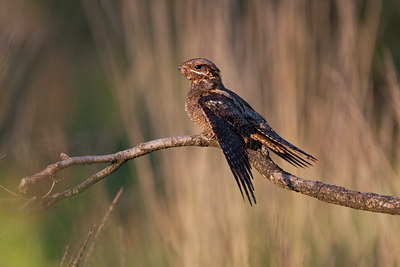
[179,58,221,83]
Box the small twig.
[96,187,124,236]
[72,225,95,267]
[41,176,57,199]
[0,184,29,200]
[41,161,125,208]
[0,183,35,211]
[84,187,124,264]
[59,245,69,267]
[19,196,37,210]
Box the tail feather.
[251,132,317,167]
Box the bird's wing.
[227,88,317,167]
[252,122,317,167]
[198,93,256,205]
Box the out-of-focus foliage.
[1,0,400,266]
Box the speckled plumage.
[179,58,317,205]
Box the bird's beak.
[178,65,186,75]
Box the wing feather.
[223,88,317,166]
[252,127,317,167]
[199,95,256,205]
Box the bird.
[179,58,317,205]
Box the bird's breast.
[185,94,214,136]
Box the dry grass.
[1,0,400,266]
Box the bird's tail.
[251,131,317,167]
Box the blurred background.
[1,0,400,266]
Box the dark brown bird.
[179,58,317,205]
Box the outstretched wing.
[198,93,256,205]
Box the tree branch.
[18,135,400,214]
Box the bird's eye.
[194,64,202,69]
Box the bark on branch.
[18,135,400,214]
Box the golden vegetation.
[1,0,400,266]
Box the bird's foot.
[201,131,216,140]
[261,145,270,157]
